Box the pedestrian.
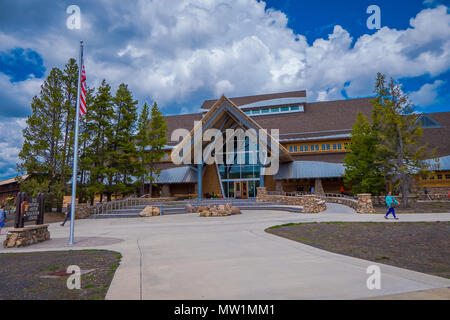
[340,186,344,194]
[384,191,399,220]
[310,186,314,194]
[424,187,431,200]
[0,205,6,234]
[61,203,71,227]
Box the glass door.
[242,181,248,199]
[234,181,242,198]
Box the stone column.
[314,178,325,195]
[256,187,267,202]
[161,184,171,197]
[356,194,376,214]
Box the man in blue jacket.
[385,192,399,220]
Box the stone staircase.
[90,198,302,219]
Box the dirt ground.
[267,221,450,279]
[0,250,121,300]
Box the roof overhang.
[171,95,293,165]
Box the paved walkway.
[0,203,449,300]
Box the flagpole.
[69,40,83,245]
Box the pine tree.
[18,67,66,207]
[86,79,115,203]
[147,102,168,197]
[343,112,385,195]
[110,83,139,198]
[136,102,150,195]
[371,73,434,207]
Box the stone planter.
[3,224,50,248]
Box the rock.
[198,206,207,212]
[139,206,160,217]
[230,206,241,215]
[185,204,194,213]
[200,210,211,217]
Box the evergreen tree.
[147,102,168,197]
[343,112,385,195]
[371,73,434,207]
[18,67,66,207]
[136,102,150,195]
[110,83,139,198]
[85,79,115,203]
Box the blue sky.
[0,0,449,180]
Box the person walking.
[424,187,432,200]
[61,203,71,227]
[0,205,6,234]
[385,192,399,220]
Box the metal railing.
[93,197,166,215]
[267,191,357,200]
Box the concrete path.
[0,203,449,300]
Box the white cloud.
[0,117,26,179]
[410,80,444,107]
[0,1,450,178]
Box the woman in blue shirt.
[385,192,399,220]
[0,205,5,234]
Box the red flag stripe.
[79,64,87,116]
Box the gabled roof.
[416,114,441,128]
[0,174,29,186]
[155,166,197,184]
[200,90,306,110]
[171,95,293,164]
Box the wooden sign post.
[3,192,49,248]
[14,192,45,228]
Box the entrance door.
[233,181,248,199]
[234,181,242,198]
[242,181,248,199]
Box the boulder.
[230,206,241,215]
[185,204,194,213]
[140,206,160,217]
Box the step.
[89,213,140,219]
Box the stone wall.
[256,187,326,213]
[355,194,376,214]
[414,186,450,201]
[317,196,358,210]
[257,187,376,214]
[3,224,50,248]
[74,204,95,219]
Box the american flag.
[79,64,87,116]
